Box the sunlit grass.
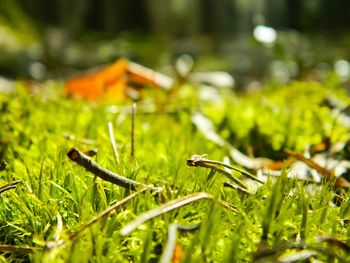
[0,81,350,262]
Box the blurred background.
[1,0,350,89]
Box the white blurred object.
[253,25,277,45]
[270,60,298,83]
[189,72,234,88]
[29,62,46,80]
[175,54,234,88]
[127,61,174,90]
[175,54,194,78]
[334,60,350,81]
[0,77,16,94]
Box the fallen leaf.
[64,59,173,102]
[65,59,128,101]
[172,244,183,263]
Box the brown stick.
[286,150,350,188]
[0,180,21,194]
[0,244,35,254]
[318,236,350,252]
[187,154,263,184]
[67,148,162,192]
[285,150,332,179]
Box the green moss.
[0,80,349,262]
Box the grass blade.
[107,121,120,167]
[120,192,213,236]
[48,186,150,249]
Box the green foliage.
[203,81,350,158]
[0,80,349,262]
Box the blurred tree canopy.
[4,0,350,37]
[1,0,350,83]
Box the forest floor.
[1,78,350,262]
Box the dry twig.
[317,236,350,252]
[187,154,263,193]
[223,181,252,195]
[0,180,21,194]
[67,148,162,192]
[286,150,350,188]
[120,192,236,236]
[0,244,35,254]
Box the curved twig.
[67,148,162,193]
[0,180,21,194]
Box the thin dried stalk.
[187,154,263,192]
[277,250,317,263]
[67,148,162,193]
[197,157,263,184]
[120,192,236,236]
[108,122,120,167]
[0,180,21,194]
[47,187,149,249]
[0,244,35,254]
[187,155,248,189]
[253,241,347,263]
[286,150,350,188]
[53,213,63,241]
[223,181,253,195]
[121,192,211,236]
[317,236,350,252]
[45,213,64,249]
[68,186,149,241]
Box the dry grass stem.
[107,121,120,167]
[67,148,162,192]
